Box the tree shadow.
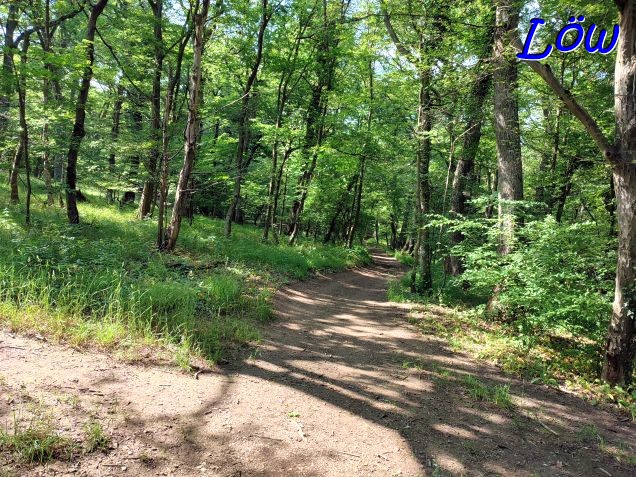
[109,251,635,476]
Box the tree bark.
[602,0,636,386]
[288,0,344,245]
[1,4,17,166]
[263,17,308,242]
[107,84,124,203]
[138,0,164,219]
[157,25,191,249]
[16,36,32,223]
[447,57,492,275]
[163,0,210,251]
[346,61,374,249]
[493,0,523,256]
[413,67,433,292]
[65,0,109,224]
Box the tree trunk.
[225,0,270,237]
[163,0,210,251]
[1,4,17,166]
[447,64,492,275]
[493,0,523,256]
[288,0,343,245]
[324,173,358,244]
[554,155,577,223]
[157,27,190,249]
[413,67,433,292]
[138,0,164,219]
[263,21,305,242]
[65,0,109,224]
[107,84,123,203]
[517,0,635,385]
[15,35,31,222]
[602,0,636,386]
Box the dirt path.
[1,251,635,476]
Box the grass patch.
[394,286,636,419]
[83,420,109,453]
[461,374,514,410]
[0,414,78,464]
[0,181,369,366]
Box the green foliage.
[457,216,614,342]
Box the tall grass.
[0,181,369,365]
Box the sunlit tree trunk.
[602,0,636,386]
[519,0,635,386]
[157,27,191,249]
[163,0,210,251]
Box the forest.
[0,0,635,475]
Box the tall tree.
[516,0,635,385]
[492,0,523,256]
[65,0,109,224]
[224,0,272,237]
[446,26,493,276]
[163,0,211,251]
[287,0,347,245]
[138,0,164,219]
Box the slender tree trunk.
[157,28,190,249]
[15,35,31,222]
[65,0,109,224]
[107,84,123,203]
[1,4,17,167]
[447,65,492,275]
[324,173,358,244]
[225,0,270,237]
[554,155,577,223]
[346,62,374,249]
[493,0,523,256]
[269,145,293,243]
[163,0,210,251]
[138,0,164,219]
[288,0,342,245]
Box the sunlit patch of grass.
[0,181,369,367]
[0,414,78,464]
[461,375,514,410]
[393,251,414,267]
[83,420,109,453]
[399,297,636,420]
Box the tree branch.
[380,0,417,64]
[513,38,619,166]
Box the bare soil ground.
[1,251,634,476]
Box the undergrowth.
[388,267,636,421]
[0,181,370,366]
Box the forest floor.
[1,251,635,477]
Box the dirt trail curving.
[1,251,634,476]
